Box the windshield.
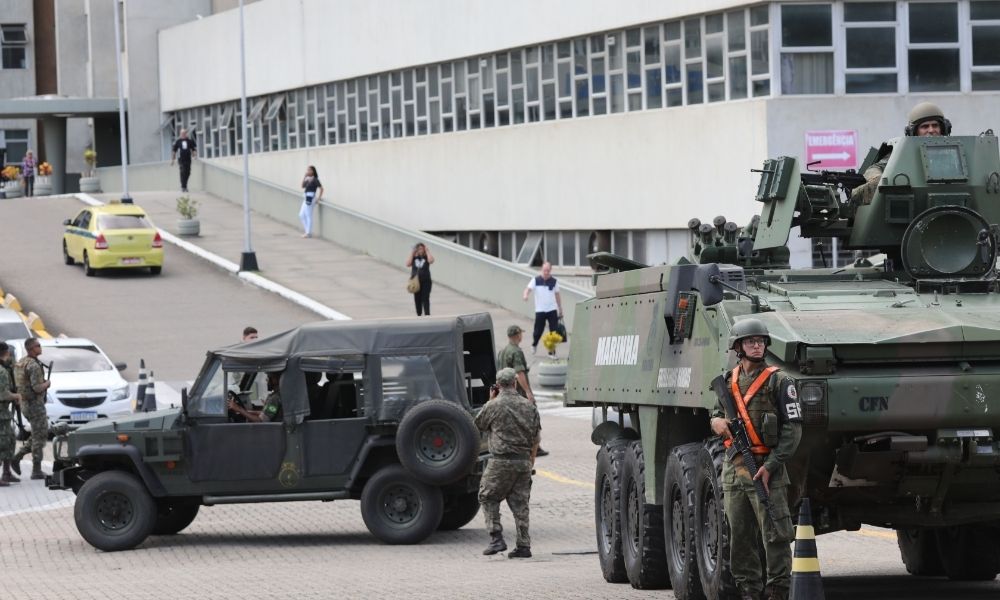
[190,358,226,416]
[42,346,113,373]
[98,214,152,230]
[0,322,29,340]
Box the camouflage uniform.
[258,391,283,423]
[0,364,15,462]
[712,364,803,599]
[852,155,889,205]
[14,356,49,466]
[475,374,541,550]
[497,342,529,392]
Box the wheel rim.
[599,474,614,553]
[699,478,720,573]
[414,419,458,465]
[669,482,686,568]
[626,480,640,554]
[96,491,135,532]
[380,484,422,527]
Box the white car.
[0,308,31,341]
[5,337,133,428]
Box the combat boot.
[30,459,47,480]
[11,448,28,475]
[507,546,532,559]
[483,532,507,555]
[2,460,19,483]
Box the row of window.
[1,129,29,164]
[169,1,1000,161]
[431,229,648,268]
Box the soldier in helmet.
[852,102,951,205]
[709,319,803,600]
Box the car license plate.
[70,411,98,421]
[120,257,142,265]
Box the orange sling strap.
[723,365,779,455]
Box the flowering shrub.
[541,331,563,354]
[38,162,53,176]
[1,165,21,181]
[176,195,199,219]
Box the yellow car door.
[65,209,88,260]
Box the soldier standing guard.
[13,338,52,480]
[709,319,803,600]
[0,342,23,485]
[475,368,542,558]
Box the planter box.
[79,177,101,193]
[3,184,23,198]
[177,218,200,236]
[34,181,53,196]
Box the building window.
[781,4,834,95]
[844,2,898,93]
[1,24,28,69]
[749,5,771,96]
[971,0,1000,90]
[907,2,960,91]
[2,129,28,163]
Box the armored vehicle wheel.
[663,443,704,600]
[63,241,74,265]
[396,399,479,486]
[437,491,480,530]
[361,464,444,544]
[896,528,944,576]
[694,438,738,599]
[620,440,670,589]
[935,526,1000,581]
[74,470,156,552]
[595,441,628,583]
[151,499,200,535]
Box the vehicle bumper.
[89,249,163,269]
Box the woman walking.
[405,243,434,316]
[299,165,323,238]
[21,150,36,197]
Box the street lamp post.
[112,0,131,204]
[238,0,259,271]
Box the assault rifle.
[711,374,778,524]
[800,163,868,196]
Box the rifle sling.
[727,365,778,456]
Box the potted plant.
[80,147,100,193]
[34,161,53,196]
[536,330,567,388]
[176,195,200,236]
[1,165,22,198]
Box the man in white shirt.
[522,262,563,356]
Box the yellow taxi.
[62,203,164,276]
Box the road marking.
[536,469,594,489]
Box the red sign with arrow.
[804,129,858,169]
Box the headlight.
[798,381,827,427]
[109,385,130,402]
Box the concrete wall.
[97,160,592,327]
[159,0,752,111]
[55,0,90,174]
[207,100,770,232]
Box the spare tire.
[396,399,480,485]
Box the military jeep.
[48,313,497,552]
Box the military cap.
[507,324,524,337]
[496,368,518,385]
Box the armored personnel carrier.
[568,132,1000,597]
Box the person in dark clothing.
[170,128,198,192]
[299,165,324,238]
[405,243,435,316]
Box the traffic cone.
[134,359,147,412]
[143,370,157,412]
[789,497,825,600]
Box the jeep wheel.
[897,528,944,576]
[152,499,200,535]
[438,491,480,530]
[74,470,156,552]
[361,464,444,544]
[396,399,479,485]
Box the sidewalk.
[89,191,572,399]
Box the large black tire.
[620,440,671,589]
[438,491,480,530]
[664,443,704,600]
[897,528,944,576]
[694,438,739,599]
[63,240,74,265]
[83,251,96,277]
[396,399,479,486]
[151,499,200,535]
[74,470,156,552]
[935,525,1000,581]
[149,266,162,275]
[361,464,444,544]
[595,441,628,583]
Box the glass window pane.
[513,88,524,124]
[644,26,660,63]
[973,25,1000,66]
[542,45,555,79]
[592,57,606,93]
[687,64,704,104]
[646,68,662,108]
[666,88,683,106]
[559,100,572,119]
[908,48,960,91]
[728,11,746,51]
[590,34,605,53]
[972,1,1000,20]
[685,19,701,58]
[511,50,523,85]
[844,2,896,21]
[404,70,414,101]
[846,73,897,93]
[498,73,509,105]
[780,53,834,94]
[729,56,748,99]
[708,82,725,102]
[608,33,622,69]
[558,40,571,58]
[627,28,641,47]
[665,45,682,84]
[751,5,769,25]
[751,30,769,75]
[561,233,575,267]
[628,92,642,111]
[576,79,589,116]
[558,62,572,97]
[707,36,724,78]
[610,73,625,112]
[973,71,1000,90]
[574,39,588,75]
[665,22,681,42]
[782,4,832,47]
[627,51,641,88]
[909,3,958,43]
[543,83,556,119]
[527,66,539,101]
[706,14,724,34]
[846,27,895,68]
[753,79,771,96]
[593,96,607,115]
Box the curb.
[75,193,351,321]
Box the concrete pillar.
[41,116,66,194]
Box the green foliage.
[176,195,199,219]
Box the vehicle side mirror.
[115,362,127,372]
[62,219,71,226]
[692,263,725,306]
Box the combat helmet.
[905,102,952,136]
[729,318,770,357]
